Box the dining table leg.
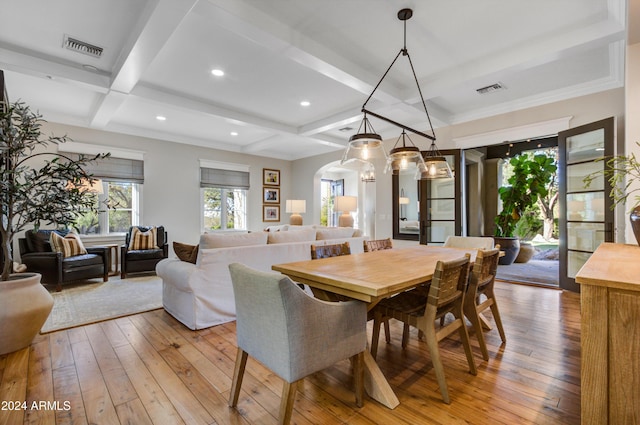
[363,350,400,409]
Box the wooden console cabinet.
[575,243,640,425]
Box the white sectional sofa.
[157,226,367,330]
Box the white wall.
[36,122,292,249]
[625,41,640,243]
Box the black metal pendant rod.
[362,108,436,141]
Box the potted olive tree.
[494,153,556,265]
[1,99,108,355]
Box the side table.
[102,243,120,276]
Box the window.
[200,161,250,232]
[62,151,144,235]
[202,188,247,230]
[73,180,140,235]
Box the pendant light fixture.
[341,112,386,163]
[342,8,452,179]
[416,141,454,179]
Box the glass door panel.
[420,150,461,245]
[559,117,614,292]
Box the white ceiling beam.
[0,44,110,93]
[110,0,199,94]
[87,0,199,128]
[132,83,297,134]
[90,90,129,128]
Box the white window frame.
[201,187,247,232]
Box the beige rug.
[41,274,163,333]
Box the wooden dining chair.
[311,242,351,259]
[363,238,393,345]
[371,254,477,404]
[464,247,505,360]
[363,238,393,252]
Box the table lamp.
[335,196,357,227]
[285,199,306,225]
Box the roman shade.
[60,152,144,183]
[200,167,250,190]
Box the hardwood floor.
[0,281,580,425]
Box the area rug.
[41,275,163,333]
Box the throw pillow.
[49,231,88,258]
[173,242,199,264]
[129,227,158,250]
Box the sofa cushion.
[264,224,289,232]
[127,249,165,260]
[61,253,103,270]
[50,232,88,258]
[26,229,69,252]
[199,232,268,249]
[267,228,316,244]
[129,226,158,250]
[315,227,356,240]
[173,242,199,264]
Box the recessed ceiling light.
[300,101,310,107]
[156,115,166,121]
[230,131,238,136]
[211,69,224,77]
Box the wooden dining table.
[272,245,481,409]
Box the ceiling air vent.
[476,82,505,95]
[63,35,103,58]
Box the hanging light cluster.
[341,8,452,179]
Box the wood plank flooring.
[1,281,580,425]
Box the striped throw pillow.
[129,227,158,250]
[49,232,88,258]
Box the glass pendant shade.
[341,116,387,164]
[384,131,426,174]
[416,155,453,179]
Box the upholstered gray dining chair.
[228,263,367,424]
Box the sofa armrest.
[20,251,63,270]
[156,258,197,292]
[86,246,110,269]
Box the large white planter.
[0,273,53,356]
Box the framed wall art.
[263,187,280,203]
[263,205,280,222]
[263,168,280,186]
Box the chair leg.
[488,297,507,342]
[401,323,410,348]
[383,319,391,343]
[229,348,248,408]
[279,379,300,425]
[352,352,365,407]
[455,314,477,376]
[464,302,489,361]
[371,313,382,359]
[424,325,450,404]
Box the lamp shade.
[285,199,306,226]
[399,197,410,205]
[334,196,357,212]
[285,199,306,214]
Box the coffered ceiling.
[0,0,627,160]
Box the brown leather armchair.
[120,225,168,279]
[19,230,109,292]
